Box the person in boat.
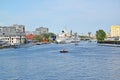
[63,49,65,51]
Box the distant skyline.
[0,0,120,34]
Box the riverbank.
[0,45,14,49]
[98,40,120,44]
[0,42,51,49]
[97,40,120,47]
[0,43,34,49]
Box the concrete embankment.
[97,41,120,47]
[98,41,120,44]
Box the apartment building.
[0,24,26,45]
[35,27,49,35]
[110,25,120,37]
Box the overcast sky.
[0,0,120,34]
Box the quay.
[98,40,120,44]
[97,40,120,47]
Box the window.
[3,33,5,35]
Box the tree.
[32,33,56,43]
[41,33,56,42]
[41,33,49,39]
[41,33,55,40]
[96,29,106,41]
[33,35,42,42]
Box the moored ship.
[56,30,72,44]
[56,30,80,44]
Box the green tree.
[40,33,56,42]
[42,33,56,39]
[33,35,42,42]
[48,33,56,42]
[32,33,56,43]
[96,29,106,41]
[41,33,50,39]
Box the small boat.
[35,42,42,45]
[14,45,20,48]
[60,50,68,53]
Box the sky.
[0,0,120,34]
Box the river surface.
[0,41,120,80]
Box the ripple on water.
[0,42,120,80]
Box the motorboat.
[60,49,68,53]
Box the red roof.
[26,34,36,40]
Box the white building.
[0,24,26,45]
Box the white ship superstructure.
[56,30,72,43]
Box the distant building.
[26,27,49,41]
[35,27,49,35]
[110,25,120,37]
[0,24,26,45]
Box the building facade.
[26,27,49,41]
[35,27,49,35]
[110,25,120,37]
[0,24,26,45]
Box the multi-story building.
[26,27,49,41]
[35,27,49,35]
[0,24,26,45]
[110,25,120,37]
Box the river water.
[0,41,120,80]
